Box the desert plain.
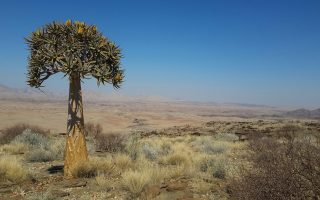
[0,86,319,200]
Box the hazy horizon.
[0,0,319,108]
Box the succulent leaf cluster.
[26,20,124,88]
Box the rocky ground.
[0,119,319,200]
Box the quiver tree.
[26,20,124,177]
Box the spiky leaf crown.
[26,20,124,88]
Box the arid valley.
[1,85,319,199]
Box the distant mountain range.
[0,84,61,102]
[285,108,320,119]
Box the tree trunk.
[64,73,88,178]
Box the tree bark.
[64,73,88,178]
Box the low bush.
[94,133,126,153]
[142,143,158,161]
[191,137,228,154]
[72,161,98,178]
[49,139,65,160]
[125,133,141,160]
[214,133,238,142]
[229,133,320,200]
[0,156,28,183]
[84,122,102,137]
[212,160,226,179]
[14,129,50,149]
[26,190,55,200]
[0,123,48,144]
[26,149,55,162]
[199,157,227,179]
[203,142,228,154]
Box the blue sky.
[0,0,319,108]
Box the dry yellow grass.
[91,156,116,175]
[114,154,133,172]
[95,173,116,189]
[1,142,29,154]
[0,156,28,183]
[164,153,190,166]
[122,169,151,196]
[72,161,97,178]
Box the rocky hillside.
[285,108,320,119]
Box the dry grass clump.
[0,123,48,145]
[72,161,98,178]
[72,156,119,178]
[1,142,29,154]
[114,154,133,172]
[122,169,151,196]
[92,156,115,175]
[165,153,189,166]
[95,173,113,188]
[0,156,28,183]
[26,149,55,162]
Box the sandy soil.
[0,99,284,134]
